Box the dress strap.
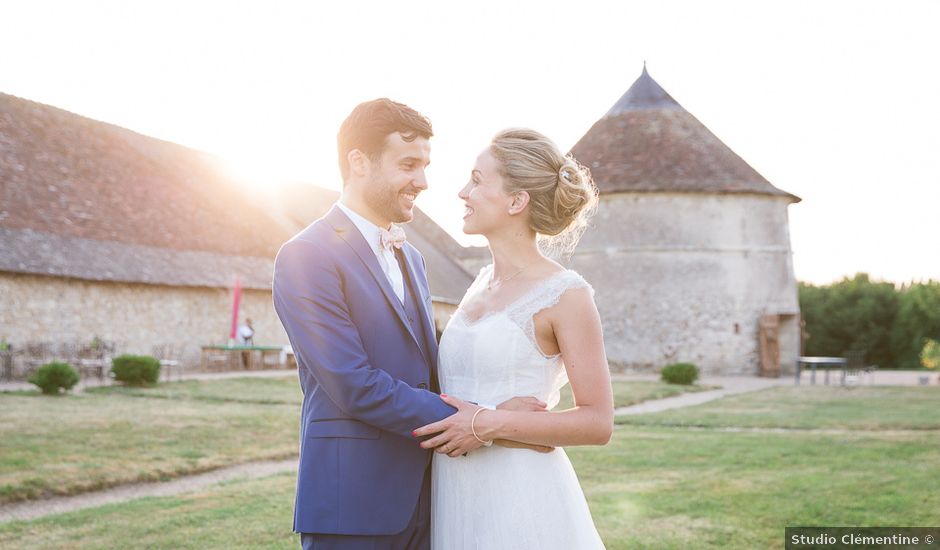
[505,270,594,357]
[509,270,592,320]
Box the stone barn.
[0,92,471,372]
[567,66,802,376]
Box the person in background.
[237,317,255,369]
[237,317,255,346]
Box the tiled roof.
[0,227,274,289]
[570,67,800,202]
[0,91,473,299]
[0,92,292,257]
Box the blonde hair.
[490,128,598,255]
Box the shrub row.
[28,354,160,395]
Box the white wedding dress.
[431,265,606,549]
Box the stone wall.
[0,272,288,368]
[566,192,801,375]
[0,272,459,371]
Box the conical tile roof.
[570,66,799,202]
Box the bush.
[661,362,699,385]
[111,354,160,386]
[28,361,79,395]
[922,339,940,370]
[891,281,940,369]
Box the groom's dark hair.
[337,98,433,181]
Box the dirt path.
[613,374,790,415]
[0,458,297,524]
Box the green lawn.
[3,382,939,549]
[0,376,696,506]
[555,379,716,410]
[86,375,302,405]
[89,376,709,411]
[0,391,297,504]
[0,472,300,550]
[3,421,938,549]
[616,385,940,430]
[573,425,940,549]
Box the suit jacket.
[272,205,456,535]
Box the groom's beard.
[365,174,418,225]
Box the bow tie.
[379,225,407,252]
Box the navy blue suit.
[272,205,456,543]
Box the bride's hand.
[413,394,488,457]
[496,396,548,412]
[493,439,555,453]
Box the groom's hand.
[495,396,555,453]
[496,396,548,412]
[413,394,487,457]
[492,439,555,453]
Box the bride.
[412,128,614,549]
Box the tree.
[891,281,940,369]
[799,274,898,367]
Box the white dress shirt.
[336,202,406,303]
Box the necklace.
[487,262,532,291]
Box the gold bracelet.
[471,407,493,447]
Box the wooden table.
[200,345,285,371]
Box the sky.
[2,0,938,285]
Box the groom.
[273,98,543,550]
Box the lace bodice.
[438,264,593,409]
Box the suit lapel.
[400,246,439,371]
[326,206,422,351]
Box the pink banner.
[230,277,242,342]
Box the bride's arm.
[414,287,613,454]
[473,287,613,447]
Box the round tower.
[568,65,801,375]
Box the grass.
[616,385,940,430]
[0,472,300,550]
[88,376,711,411]
[0,376,699,506]
[86,375,302,405]
[86,375,712,411]
[3,381,938,549]
[3,420,939,549]
[555,379,716,411]
[574,423,940,549]
[0,391,297,504]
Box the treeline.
[799,274,940,369]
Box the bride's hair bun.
[490,128,598,254]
